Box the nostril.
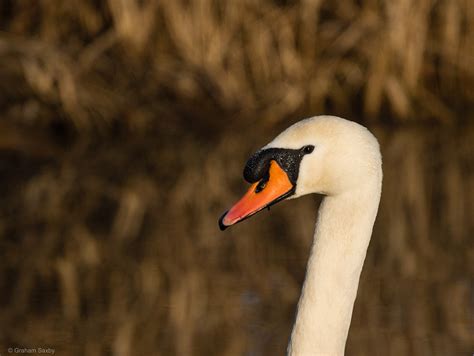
[255,170,270,193]
[255,180,267,193]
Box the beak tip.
[218,212,229,231]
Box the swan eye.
[303,145,314,154]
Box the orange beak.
[219,160,294,230]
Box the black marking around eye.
[243,145,314,185]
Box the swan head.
[219,115,382,230]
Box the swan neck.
[288,181,381,356]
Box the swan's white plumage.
[264,116,383,355]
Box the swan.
[219,115,382,356]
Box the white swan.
[219,115,382,356]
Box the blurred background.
[0,0,473,355]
